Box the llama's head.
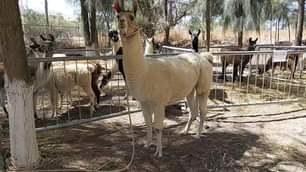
[113,0,138,38]
[248,37,258,51]
[145,37,154,48]
[146,37,154,44]
[39,34,56,57]
[109,30,120,42]
[27,36,54,83]
[189,30,201,52]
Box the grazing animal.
[220,38,258,82]
[189,29,201,52]
[0,35,54,119]
[114,0,213,157]
[30,35,102,118]
[46,63,102,117]
[259,53,299,79]
[100,30,126,89]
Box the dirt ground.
[1,100,306,172]
[1,66,306,172]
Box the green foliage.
[22,9,78,27]
[223,0,272,33]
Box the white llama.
[144,37,154,56]
[114,0,213,157]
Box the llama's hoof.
[144,143,154,148]
[154,150,162,158]
[180,129,188,135]
[144,142,154,148]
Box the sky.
[20,0,79,21]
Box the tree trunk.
[238,29,243,47]
[295,0,305,46]
[0,0,39,169]
[206,0,211,51]
[277,18,280,42]
[89,0,98,49]
[106,20,111,48]
[287,17,291,42]
[44,0,49,26]
[80,0,90,46]
[270,17,273,44]
[163,0,169,44]
[164,26,170,45]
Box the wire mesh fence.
[1,46,306,131]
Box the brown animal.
[220,38,258,82]
[259,54,299,79]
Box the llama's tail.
[200,52,214,64]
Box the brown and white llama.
[113,0,213,157]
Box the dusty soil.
[1,64,306,172]
[1,98,306,172]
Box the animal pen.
[20,45,306,132]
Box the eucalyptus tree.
[190,0,223,43]
[66,0,98,48]
[136,0,162,37]
[161,0,197,44]
[223,0,271,46]
[45,0,49,26]
[295,0,304,45]
[271,0,292,42]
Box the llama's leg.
[220,61,228,80]
[292,56,298,79]
[153,105,165,157]
[141,103,153,148]
[83,86,96,115]
[197,92,209,136]
[33,92,38,119]
[182,89,197,134]
[49,88,58,118]
[233,64,238,82]
[3,105,8,118]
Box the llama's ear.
[249,37,252,43]
[48,34,55,41]
[133,0,137,16]
[112,0,121,13]
[197,30,201,36]
[108,31,113,38]
[30,37,39,46]
[40,34,47,41]
[255,38,258,42]
[189,30,192,35]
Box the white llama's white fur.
[45,63,98,117]
[117,10,213,157]
[144,38,154,56]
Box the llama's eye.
[129,15,134,21]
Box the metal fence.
[1,46,305,131]
[162,45,306,108]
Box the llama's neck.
[121,31,146,92]
[145,41,154,55]
[112,41,121,55]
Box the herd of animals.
[1,0,306,158]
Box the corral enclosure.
[1,0,306,172]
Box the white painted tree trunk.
[6,78,39,169]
